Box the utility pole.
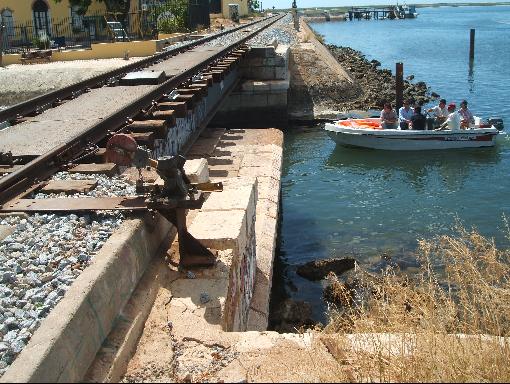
[0,16,4,68]
[292,0,299,31]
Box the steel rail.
[0,14,280,124]
[0,13,285,205]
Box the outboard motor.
[488,117,504,131]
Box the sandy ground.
[0,57,146,107]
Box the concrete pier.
[80,127,283,382]
[212,44,290,128]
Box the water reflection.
[326,145,501,192]
[468,59,475,93]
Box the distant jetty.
[302,5,419,22]
[347,5,418,21]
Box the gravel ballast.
[0,172,135,376]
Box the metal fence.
[1,16,91,53]
[0,1,213,54]
[0,4,171,54]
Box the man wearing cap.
[436,103,461,131]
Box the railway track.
[0,15,278,125]
[0,13,285,207]
[0,13,290,378]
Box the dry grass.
[324,223,510,382]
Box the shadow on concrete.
[216,141,237,148]
[222,135,244,141]
[212,150,232,157]
[287,49,315,121]
[209,169,230,178]
[208,158,234,166]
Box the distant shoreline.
[274,2,510,12]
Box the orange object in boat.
[337,119,382,129]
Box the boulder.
[271,299,316,333]
[296,257,356,281]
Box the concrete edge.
[84,257,173,383]
[300,19,354,84]
[1,214,172,383]
[246,130,283,331]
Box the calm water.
[271,6,510,325]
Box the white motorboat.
[325,118,499,151]
[400,4,418,18]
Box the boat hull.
[325,123,499,151]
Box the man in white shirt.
[436,103,461,131]
[398,99,414,130]
[427,98,448,127]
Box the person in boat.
[436,103,461,131]
[458,99,475,128]
[409,105,426,130]
[380,103,398,129]
[427,98,448,127]
[398,99,414,130]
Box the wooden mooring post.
[469,28,475,60]
[396,62,404,110]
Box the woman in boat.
[380,102,398,129]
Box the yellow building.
[0,0,108,29]
[0,0,153,47]
[0,1,149,38]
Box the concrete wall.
[212,44,290,128]
[1,33,193,66]
[189,177,258,331]
[3,40,158,66]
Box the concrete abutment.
[0,34,305,382]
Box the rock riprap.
[326,45,437,110]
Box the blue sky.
[262,1,504,9]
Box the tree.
[54,0,131,21]
[151,0,188,34]
[248,0,261,12]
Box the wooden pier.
[347,5,415,21]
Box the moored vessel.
[325,118,499,150]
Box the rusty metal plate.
[41,180,98,194]
[120,71,166,86]
[0,193,205,213]
[0,197,148,212]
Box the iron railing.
[0,2,185,53]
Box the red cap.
[448,103,456,109]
